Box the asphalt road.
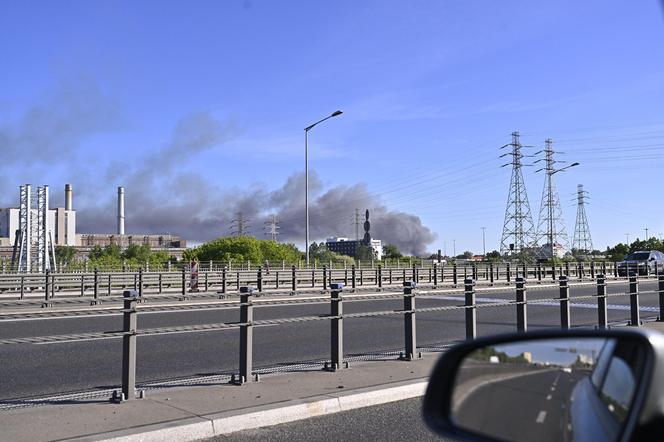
[210,397,448,442]
[455,369,585,442]
[0,280,658,400]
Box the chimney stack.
[117,186,125,235]
[64,184,73,211]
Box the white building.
[0,207,76,247]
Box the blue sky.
[1,1,663,254]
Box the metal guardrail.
[0,261,643,303]
[0,273,663,402]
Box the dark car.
[617,250,664,276]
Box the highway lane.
[455,369,585,442]
[0,281,659,400]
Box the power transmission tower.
[499,131,537,256]
[534,139,576,259]
[572,184,593,254]
[230,211,250,237]
[264,214,280,241]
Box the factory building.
[0,184,186,263]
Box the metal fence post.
[596,274,607,329]
[489,263,494,286]
[413,263,418,284]
[565,262,570,277]
[465,278,476,339]
[433,264,438,288]
[658,275,664,322]
[453,263,458,287]
[629,275,640,326]
[516,277,527,332]
[472,265,477,281]
[359,268,364,286]
[537,263,542,284]
[506,262,511,284]
[222,266,227,294]
[257,267,263,292]
[20,275,24,300]
[80,274,85,296]
[239,286,255,383]
[389,268,393,285]
[311,269,316,288]
[613,261,618,278]
[401,281,418,360]
[329,283,344,371]
[205,272,209,292]
[559,276,570,329]
[351,265,356,289]
[344,268,349,286]
[291,265,297,292]
[108,274,112,296]
[181,267,186,298]
[138,268,143,297]
[590,261,595,279]
[44,269,51,304]
[378,265,383,289]
[121,290,139,401]
[158,273,162,293]
[322,266,327,291]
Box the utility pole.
[481,227,486,258]
[499,131,537,256]
[453,239,456,258]
[355,208,360,243]
[645,228,649,241]
[625,233,631,245]
[264,215,280,241]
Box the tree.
[485,250,501,262]
[187,236,304,264]
[382,244,402,259]
[357,244,377,261]
[55,246,77,266]
[456,251,473,260]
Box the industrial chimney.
[117,186,125,235]
[64,184,73,211]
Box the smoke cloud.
[1,83,437,256]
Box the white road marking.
[536,411,547,423]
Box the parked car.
[617,250,664,276]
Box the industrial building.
[0,184,186,268]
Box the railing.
[0,259,627,274]
[0,261,645,304]
[0,271,663,402]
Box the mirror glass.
[451,337,645,442]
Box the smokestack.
[117,186,125,235]
[64,184,73,211]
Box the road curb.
[72,378,428,442]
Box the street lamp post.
[481,227,486,259]
[304,110,343,267]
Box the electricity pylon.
[572,184,593,254]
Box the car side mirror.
[423,329,664,442]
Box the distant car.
[617,250,664,276]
